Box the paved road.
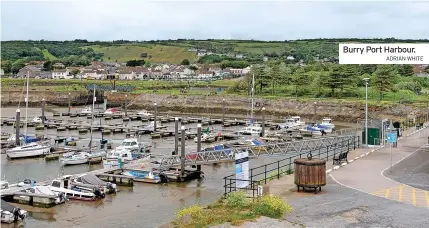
[329,126,429,209]
[284,178,429,228]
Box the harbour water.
[1,107,282,228]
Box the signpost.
[235,151,249,188]
[387,132,397,173]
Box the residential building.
[135,67,151,80]
[229,68,243,75]
[116,67,136,80]
[183,68,195,76]
[151,69,162,78]
[52,69,71,79]
[196,70,213,79]
[17,65,41,78]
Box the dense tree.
[1,61,12,74]
[220,60,249,69]
[43,61,52,71]
[126,59,145,67]
[268,61,281,94]
[189,65,198,71]
[359,64,377,75]
[11,59,26,74]
[396,64,414,76]
[292,68,309,96]
[181,59,190,65]
[424,65,429,74]
[374,65,394,100]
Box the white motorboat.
[6,142,51,159]
[117,137,141,152]
[237,123,263,136]
[87,151,107,163]
[73,174,117,194]
[1,199,27,224]
[317,118,335,133]
[80,106,92,114]
[0,178,34,195]
[50,176,105,201]
[291,116,306,128]
[20,186,67,204]
[278,118,300,130]
[137,109,153,117]
[144,121,162,131]
[104,108,122,115]
[32,116,47,123]
[60,152,90,165]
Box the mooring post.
[104,98,107,111]
[180,126,186,178]
[42,98,46,125]
[68,93,71,113]
[174,117,179,155]
[262,107,266,137]
[154,103,157,132]
[15,109,21,145]
[124,94,128,117]
[197,124,202,171]
[222,98,225,123]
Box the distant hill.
[2,38,428,66]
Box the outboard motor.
[93,187,105,199]
[105,182,117,194]
[159,173,168,183]
[58,192,67,202]
[13,208,26,222]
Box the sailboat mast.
[24,71,29,138]
[251,73,255,123]
[89,85,96,152]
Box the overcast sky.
[1,0,429,41]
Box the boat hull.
[6,147,50,159]
[60,158,88,165]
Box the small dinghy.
[1,199,27,224]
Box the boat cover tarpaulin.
[1,199,16,213]
[79,174,106,186]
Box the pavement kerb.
[327,125,428,174]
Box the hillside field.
[85,44,198,64]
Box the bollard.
[42,98,46,125]
[261,107,266,137]
[154,103,157,132]
[16,109,21,146]
[174,117,179,155]
[180,126,186,178]
[68,93,71,113]
[124,95,128,117]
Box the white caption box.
[339,43,429,64]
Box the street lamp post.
[363,78,370,148]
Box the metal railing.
[159,134,360,168]
[223,135,360,197]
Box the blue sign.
[387,132,397,143]
[218,87,222,92]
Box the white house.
[242,66,251,75]
[135,67,151,80]
[116,67,136,80]
[197,70,213,79]
[52,69,71,79]
[235,54,244,59]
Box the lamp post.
[363,78,370,148]
[222,98,225,123]
[154,103,157,132]
[124,94,128,117]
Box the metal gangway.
[159,134,360,168]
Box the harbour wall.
[1,89,426,123]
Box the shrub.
[252,195,293,218]
[175,204,203,220]
[225,191,247,209]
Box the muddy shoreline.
[1,91,426,122]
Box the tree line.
[230,62,428,101]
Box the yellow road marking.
[399,185,404,201]
[384,189,390,198]
[412,189,417,206]
[425,191,429,208]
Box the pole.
[68,93,71,113]
[365,80,369,148]
[389,142,392,173]
[89,85,96,152]
[262,107,266,137]
[42,98,46,125]
[197,124,202,171]
[15,109,20,146]
[124,95,128,117]
[197,124,202,152]
[222,98,225,123]
[24,71,29,139]
[180,126,186,178]
[174,117,179,155]
[154,103,157,132]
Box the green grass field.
[41,49,58,60]
[86,44,197,64]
